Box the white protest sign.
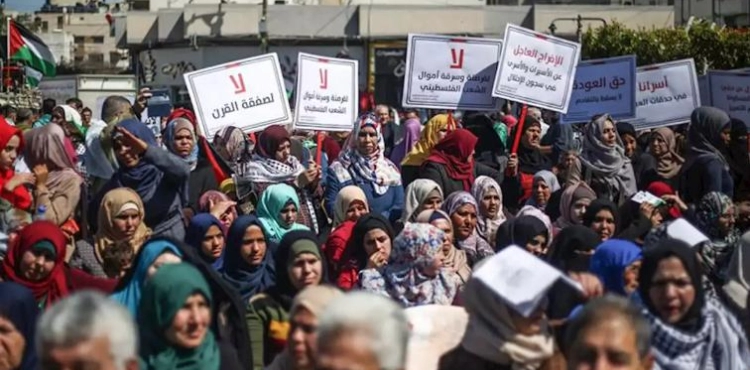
[630,59,700,130]
[293,53,358,132]
[402,34,503,111]
[561,55,636,124]
[492,24,581,113]
[667,218,709,247]
[707,70,750,125]
[184,53,291,137]
[698,75,710,108]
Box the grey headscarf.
[578,114,637,199]
[685,106,730,167]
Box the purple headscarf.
[390,118,422,169]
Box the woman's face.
[275,139,292,163]
[436,127,448,141]
[288,252,322,290]
[114,137,141,168]
[623,259,642,295]
[0,135,20,169]
[421,195,443,213]
[345,200,368,223]
[560,151,577,169]
[721,128,732,146]
[525,234,548,257]
[450,204,478,241]
[522,125,541,148]
[164,293,211,350]
[570,198,591,224]
[480,188,501,219]
[172,128,195,158]
[112,209,141,240]
[241,225,267,267]
[431,219,454,255]
[357,126,378,156]
[509,302,546,336]
[648,256,696,324]
[289,306,318,369]
[650,135,668,157]
[147,251,182,279]
[622,134,637,158]
[279,203,298,228]
[601,120,618,147]
[19,248,55,282]
[532,180,551,207]
[200,225,225,261]
[590,209,616,241]
[718,205,736,236]
[363,228,391,264]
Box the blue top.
[324,166,404,223]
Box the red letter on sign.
[229,74,246,94]
[319,69,328,89]
[450,49,464,69]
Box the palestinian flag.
[8,20,56,77]
[25,66,42,87]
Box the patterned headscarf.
[359,223,460,307]
[695,192,740,283]
[471,176,507,245]
[442,191,494,266]
[163,117,199,169]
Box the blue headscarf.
[0,282,39,370]
[110,119,162,201]
[256,183,309,244]
[185,213,226,270]
[111,239,183,316]
[163,117,199,168]
[220,215,276,301]
[589,239,642,295]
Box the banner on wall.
[707,70,750,125]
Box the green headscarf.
[256,183,309,244]
[138,263,220,370]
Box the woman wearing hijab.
[554,181,596,231]
[546,226,600,321]
[400,178,444,225]
[442,191,494,267]
[582,198,619,241]
[138,263,243,370]
[24,123,83,226]
[526,170,561,210]
[94,118,190,239]
[415,209,472,288]
[0,282,39,370]
[646,181,687,221]
[401,114,451,187]
[323,186,370,275]
[615,198,663,245]
[325,113,403,222]
[199,190,238,230]
[638,239,750,369]
[494,215,550,256]
[51,105,87,175]
[0,117,32,211]
[680,107,735,203]
[616,121,656,189]
[725,118,750,195]
[70,187,152,278]
[390,116,421,169]
[579,114,637,204]
[265,285,343,370]
[335,214,395,290]
[220,215,276,302]
[185,213,226,270]
[642,127,684,189]
[256,183,309,245]
[236,125,320,233]
[694,191,741,286]
[1,221,116,309]
[589,239,642,296]
[360,222,460,307]
[246,230,326,369]
[213,125,252,175]
[471,176,508,246]
[516,205,554,249]
[504,116,551,209]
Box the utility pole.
[548,15,607,44]
[260,0,268,53]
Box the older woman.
[526,170,561,211]
[401,179,444,225]
[360,222,460,307]
[694,191,741,286]
[335,214,395,290]
[325,113,404,223]
[70,188,152,278]
[470,176,508,246]
[416,209,472,288]
[504,116,551,208]
[442,191,494,266]
[579,114,637,204]
[256,183,310,244]
[401,114,451,187]
[643,127,683,189]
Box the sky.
[6,0,46,13]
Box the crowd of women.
[1,96,750,370]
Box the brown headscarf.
[23,124,80,190]
[94,187,152,263]
[651,127,684,179]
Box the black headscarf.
[513,117,550,174]
[685,106,731,166]
[546,225,600,272]
[270,229,328,310]
[344,214,395,270]
[494,215,548,252]
[464,113,506,170]
[726,118,750,192]
[638,238,705,333]
[0,282,39,370]
[582,198,620,228]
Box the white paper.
[472,245,582,317]
[184,53,291,137]
[402,34,503,111]
[293,53,358,132]
[630,59,700,130]
[707,70,750,125]
[667,218,709,247]
[492,24,581,113]
[560,55,637,124]
[631,191,666,207]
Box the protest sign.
[402,34,503,111]
[293,53,358,132]
[492,24,581,113]
[184,53,291,137]
[630,59,700,130]
[560,55,636,124]
[707,70,750,125]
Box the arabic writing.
[512,45,564,67]
[721,85,750,94]
[573,76,627,91]
[574,94,623,105]
[504,60,562,92]
[722,93,750,114]
[211,93,276,119]
[636,93,688,107]
[638,76,670,93]
[416,70,492,95]
[301,91,350,115]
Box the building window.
[57,16,63,29]
[89,53,104,63]
[74,55,84,64]
[42,21,48,32]
[109,51,120,65]
[74,36,85,44]
[92,36,105,44]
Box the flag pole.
[5,16,9,93]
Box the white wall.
[149,0,263,11]
[39,32,74,65]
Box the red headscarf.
[166,108,228,183]
[256,125,290,159]
[646,181,682,218]
[424,128,478,191]
[1,221,69,306]
[0,117,30,210]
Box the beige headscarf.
[24,123,80,190]
[94,187,152,262]
[332,186,369,227]
[402,179,443,224]
[651,127,684,180]
[415,209,472,284]
[459,278,554,370]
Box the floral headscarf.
[359,223,459,307]
[442,191,494,266]
[471,176,507,245]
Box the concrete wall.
[36,12,123,68]
[38,31,74,65]
[533,5,674,33]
